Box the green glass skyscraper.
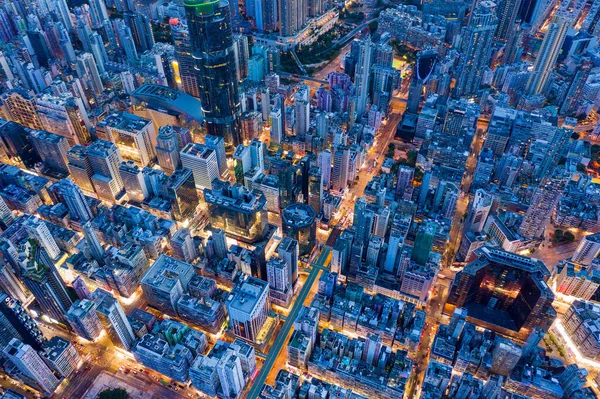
[185,0,242,151]
[411,221,437,265]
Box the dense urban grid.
[0,0,599,398]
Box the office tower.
[226,275,270,342]
[66,299,103,341]
[294,86,310,138]
[280,0,308,36]
[216,348,245,397]
[406,48,437,114]
[282,203,317,256]
[277,236,299,286]
[518,178,562,238]
[67,145,95,194]
[266,257,293,307]
[83,222,105,264]
[87,140,125,202]
[233,145,252,184]
[353,38,372,118]
[171,228,197,263]
[141,254,195,315]
[54,178,93,224]
[0,293,46,351]
[3,339,60,396]
[447,247,556,342]
[411,222,436,265]
[204,135,227,176]
[90,289,136,350]
[167,168,198,222]
[210,228,228,260]
[560,57,593,115]
[123,12,154,52]
[77,53,104,95]
[571,233,600,265]
[464,189,493,233]
[97,112,156,167]
[156,126,182,175]
[396,166,414,200]
[490,338,522,376]
[455,1,498,97]
[307,167,323,214]
[72,276,90,300]
[28,130,69,175]
[270,108,283,145]
[185,0,241,150]
[180,143,220,190]
[384,229,403,274]
[318,149,332,189]
[21,241,73,325]
[204,180,268,244]
[22,217,60,260]
[171,19,198,97]
[526,15,569,95]
[249,138,265,172]
[89,0,109,27]
[119,161,149,203]
[332,146,349,192]
[41,336,81,378]
[495,0,523,42]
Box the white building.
[180,143,220,190]
[3,338,60,395]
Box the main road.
[247,253,329,398]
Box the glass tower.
[185,0,242,151]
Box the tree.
[564,231,575,243]
[386,143,396,158]
[99,388,130,399]
[368,20,379,33]
[553,229,564,243]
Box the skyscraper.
[411,222,437,265]
[90,288,137,350]
[21,240,73,325]
[167,168,199,222]
[185,0,242,150]
[54,178,93,224]
[0,293,46,351]
[353,38,373,118]
[87,140,125,202]
[3,339,60,396]
[526,14,569,95]
[156,126,183,175]
[66,299,103,341]
[308,167,323,215]
[180,143,220,190]
[464,189,493,233]
[406,48,437,114]
[455,1,498,97]
[494,0,523,42]
[518,178,563,238]
[83,222,105,265]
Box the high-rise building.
[266,257,293,307]
[307,167,323,215]
[226,275,270,342]
[185,0,242,150]
[464,189,493,233]
[279,0,308,36]
[141,254,195,315]
[318,149,332,189]
[277,236,299,286]
[3,338,60,396]
[52,178,93,224]
[294,86,310,138]
[204,134,227,176]
[446,247,556,342]
[1,90,43,130]
[526,14,569,95]
[352,39,372,118]
[21,240,73,325]
[28,130,69,175]
[87,140,125,202]
[66,299,103,341]
[411,222,437,266]
[518,178,563,238]
[82,221,105,265]
[0,293,46,351]
[495,0,523,42]
[170,228,197,263]
[282,203,317,256]
[41,336,81,378]
[119,161,149,203]
[269,107,283,144]
[167,168,198,222]
[204,180,268,244]
[490,338,522,376]
[90,289,136,350]
[77,53,104,95]
[233,145,252,184]
[156,125,182,175]
[97,112,156,167]
[332,146,349,192]
[67,145,95,195]
[22,217,60,260]
[180,143,220,190]
[406,48,437,114]
[572,233,600,265]
[455,1,498,97]
[249,138,265,172]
